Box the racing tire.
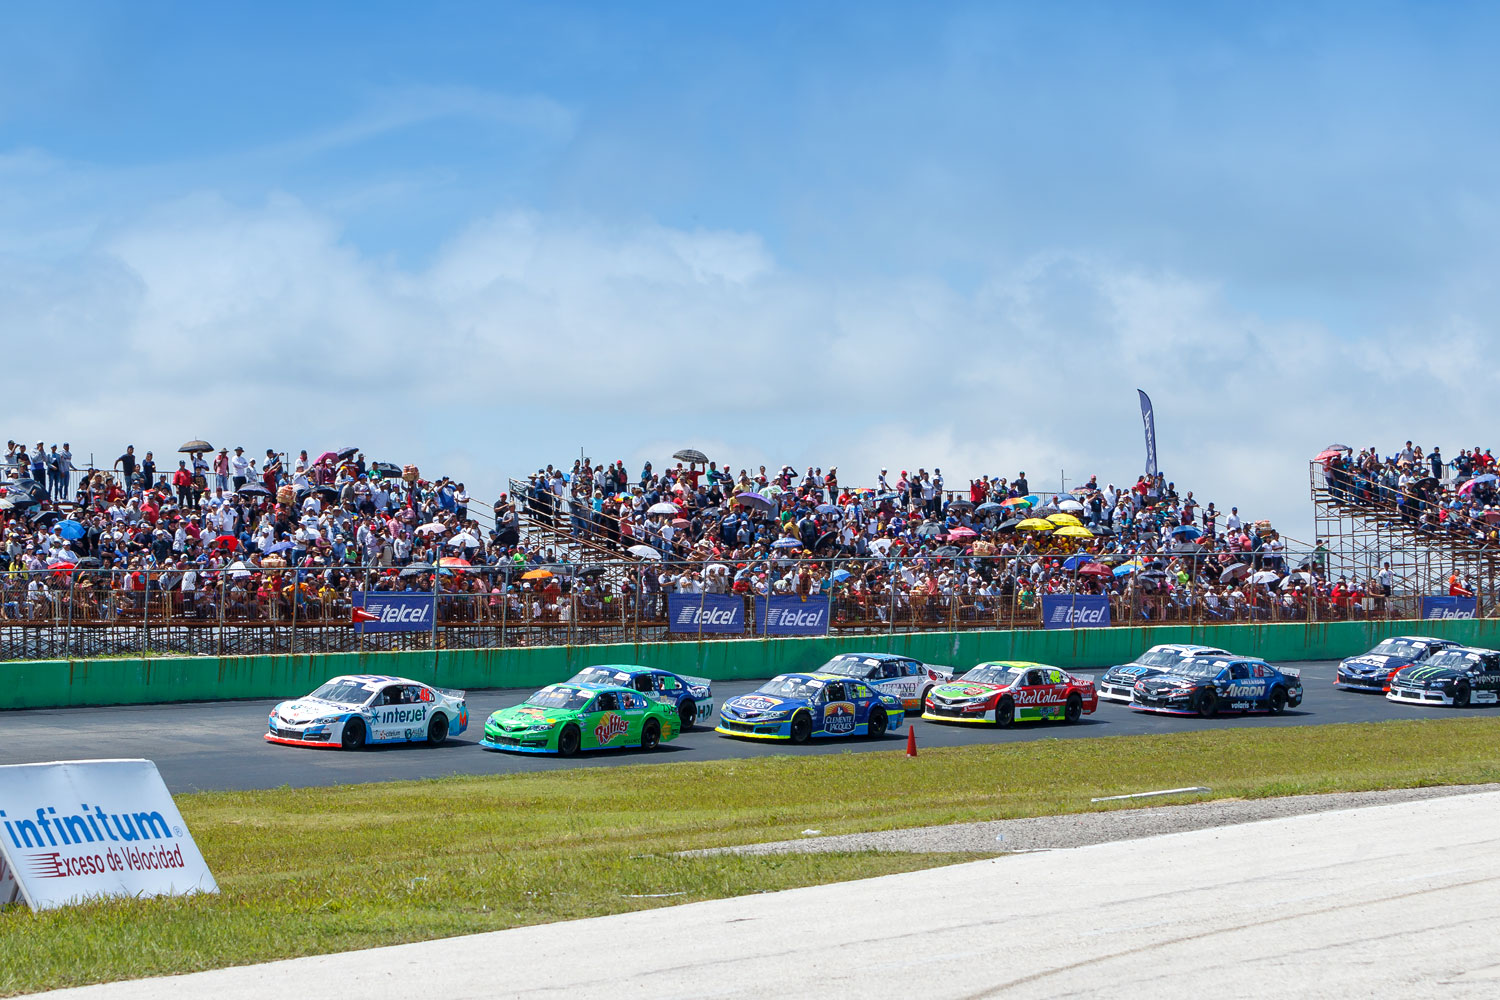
[1196,690,1218,718]
[678,700,696,732]
[426,712,449,745]
[1268,687,1287,715]
[642,718,662,750]
[995,697,1015,728]
[789,712,813,745]
[558,725,581,757]
[1064,693,1083,724]
[1455,683,1471,708]
[340,717,366,750]
[920,685,933,711]
[869,707,888,738]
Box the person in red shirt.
[172,461,193,509]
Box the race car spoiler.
[1279,668,1301,680]
[1070,673,1097,684]
[435,687,467,701]
[683,675,712,690]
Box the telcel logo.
[1049,605,1108,624]
[770,608,827,627]
[374,604,431,624]
[675,606,740,626]
[1426,609,1476,619]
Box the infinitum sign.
[0,759,217,911]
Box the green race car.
[479,682,680,755]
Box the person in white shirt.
[230,448,250,490]
[1225,507,1242,533]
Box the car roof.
[809,672,868,683]
[1388,636,1447,644]
[973,660,1046,669]
[829,652,908,662]
[578,664,652,674]
[329,674,414,686]
[1439,646,1497,656]
[1149,644,1227,654]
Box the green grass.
[6,716,1500,995]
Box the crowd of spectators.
[1321,442,1500,555]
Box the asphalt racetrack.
[0,658,1460,793]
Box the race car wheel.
[642,718,661,750]
[869,707,888,738]
[1064,693,1082,724]
[1454,683,1471,708]
[558,724,581,757]
[1197,690,1218,718]
[789,712,813,745]
[920,685,933,709]
[1268,687,1287,714]
[995,697,1015,728]
[340,717,366,750]
[678,700,696,731]
[427,712,449,745]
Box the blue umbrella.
[975,502,1004,515]
[1169,525,1203,539]
[1473,474,1498,485]
[816,504,841,514]
[831,569,851,582]
[771,536,804,549]
[737,492,776,512]
[1113,560,1142,577]
[263,540,295,555]
[57,519,86,541]
[1062,554,1096,572]
[872,492,900,502]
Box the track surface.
[3,657,1468,793]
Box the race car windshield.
[755,676,824,699]
[961,665,1023,686]
[1369,639,1421,656]
[308,680,374,706]
[1171,660,1226,678]
[1135,648,1189,668]
[571,667,629,685]
[525,687,594,711]
[816,656,870,677]
[1424,651,1479,670]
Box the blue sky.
[3,2,1498,533]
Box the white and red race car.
[266,674,468,749]
[921,661,1098,726]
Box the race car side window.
[905,661,922,676]
[1025,670,1046,686]
[878,663,901,679]
[634,675,654,693]
[823,682,847,701]
[1047,669,1065,684]
[596,692,619,711]
[1230,664,1250,680]
[659,675,680,691]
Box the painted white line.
[1090,786,1211,802]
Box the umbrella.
[647,502,680,515]
[1249,570,1281,585]
[763,485,785,497]
[1169,525,1203,539]
[996,517,1023,531]
[370,461,402,477]
[438,556,472,571]
[227,560,253,579]
[975,502,1004,516]
[915,523,942,538]
[1474,474,1499,485]
[1047,513,1082,527]
[57,519,86,541]
[336,446,359,461]
[1079,562,1112,578]
[447,532,480,548]
[1057,499,1084,512]
[1062,555,1096,571]
[736,492,775,512]
[673,449,709,464]
[521,569,554,580]
[947,526,978,541]
[1017,518,1055,531]
[872,492,899,502]
[263,540,295,555]
[236,483,271,496]
[946,499,974,512]
[1054,525,1094,538]
[934,546,962,558]
[313,451,338,466]
[628,544,662,560]
[831,569,851,582]
[400,563,435,577]
[816,504,841,515]
[29,509,60,526]
[1001,497,1032,508]
[415,522,447,535]
[1324,444,1352,453]
[1220,563,1252,582]
[50,562,76,576]
[772,537,804,549]
[0,498,13,511]
[178,440,212,453]
[214,535,240,551]
[1168,542,1204,558]
[1113,560,1143,577]
[670,518,691,531]
[1283,571,1315,585]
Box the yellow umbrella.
[1016,518,1055,531]
[1054,525,1094,538]
[1046,512,1082,527]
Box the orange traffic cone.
[905,725,917,758]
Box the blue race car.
[568,664,714,730]
[1097,643,1229,703]
[1130,655,1303,717]
[716,673,905,743]
[1336,636,1457,693]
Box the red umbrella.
[947,526,977,541]
[215,535,240,550]
[438,556,472,570]
[671,518,691,529]
[50,562,77,577]
[1079,563,1112,578]
[314,451,338,466]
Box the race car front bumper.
[479,733,557,752]
[264,731,340,749]
[1098,683,1136,703]
[921,703,995,724]
[1335,671,1391,692]
[715,720,792,739]
[1386,687,1454,706]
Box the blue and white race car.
[567,664,714,729]
[810,652,954,711]
[1130,655,1303,717]
[266,674,469,749]
[1097,644,1229,703]
[716,673,905,743]
[1336,636,1457,693]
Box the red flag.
[351,606,380,624]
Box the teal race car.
[567,664,714,730]
[480,682,680,755]
[716,673,905,743]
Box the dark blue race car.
[1131,655,1303,717]
[716,672,905,743]
[1335,636,1456,693]
[567,664,714,730]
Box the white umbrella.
[1249,570,1281,584]
[869,538,893,556]
[1058,499,1084,512]
[447,531,480,548]
[227,561,252,579]
[628,544,662,559]
[415,522,446,535]
[647,502,679,515]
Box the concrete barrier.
[8,618,1500,711]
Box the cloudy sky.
[3,2,1497,536]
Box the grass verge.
[6,716,1500,995]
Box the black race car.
[1335,636,1456,693]
[1385,646,1500,707]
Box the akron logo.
[823,702,856,734]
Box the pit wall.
[9,618,1500,711]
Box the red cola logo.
[1011,687,1064,706]
[594,712,629,745]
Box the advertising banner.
[1042,594,1112,629]
[0,759,217,911]
[351,591,435,633]
[754,595,832,636]
[667,593,746,633]
[1421,595,1478,620]
[1138,389,1159,478]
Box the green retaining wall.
[9,618,1500,711]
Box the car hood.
[1104,664,1166,682]
[1342,653,1408,671]
[272,699,359,723]
[1394,666,1465,686]
[930,682,1004,700]
[722,694,801,718]
[1139,673,1204,691]
[487,705,571,730]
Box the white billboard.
[0,759,217,911]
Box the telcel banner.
[754,596,832,636]
[0,759,217,911]
[352,591,435,633]
[667,593,745,633]
[1421,595,1478,620]
[1042,594,1112,629]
